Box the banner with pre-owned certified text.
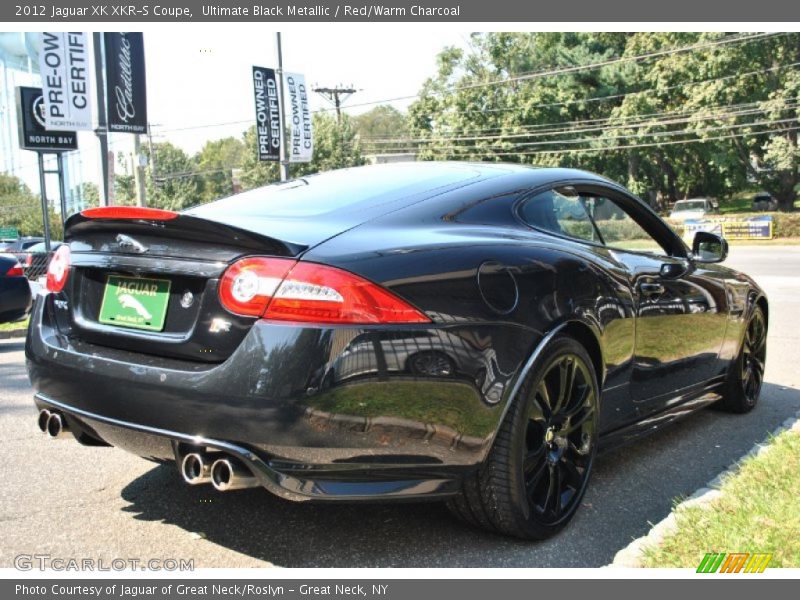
[104,32,148,133]
[252,66,281,162]
[284,72,313,163]
[38,32,93,131]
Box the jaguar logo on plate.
[98,275,171,331]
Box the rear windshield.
[187,164,480,219]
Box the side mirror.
[692,231,728,263]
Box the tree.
[0,173,61,238]
[408,32,800,210]
[144,142,203,210]
[353,105,410,154]
[238,112,365,190]
[194,136,247,203]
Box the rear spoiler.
[65,208,308,258]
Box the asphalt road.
[1,245,799,568]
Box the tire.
[718,305,767,413]
[447,334,599,539]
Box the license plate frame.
[98,274,171,332]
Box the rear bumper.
[26,294,535,500]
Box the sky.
[140,28,468,154]
[7,25,469,194]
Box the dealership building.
[0,32,92,217]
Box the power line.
[150,119,797,180]
[420,125,800,158]
[360,117,800,154]
[312,32,785,113]
[150,56,800,138]
[361,101,800,145]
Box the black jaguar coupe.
[27,162,767,539]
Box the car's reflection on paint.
[308,329,511,405]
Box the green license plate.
[98,275,171,331]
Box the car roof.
[185,162,617,248]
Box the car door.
[581,186,729,411]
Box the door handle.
[639,282,665,295]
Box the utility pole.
[313,85,358,125]
[313,85,358,167]
[92,32,110,206]
[275,32,289,182]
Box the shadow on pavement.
[119,382,799,568]
[0,340,25,354]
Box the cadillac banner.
[284,72,313,163]
[252,66,281,162]
[38,32,93,131]
[104,32,148,134]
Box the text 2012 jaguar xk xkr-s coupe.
[27,163,767,539]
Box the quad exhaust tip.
[37,409,50,433]
[210,457,259,492]
[38,410,70,439]
[181,452,213,485]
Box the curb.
[0,329,27,340]
[609,407,800,568]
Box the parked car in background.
[21,241,63,281]
[0,253,32,324]
[668,198,717,221]
[752,192,778,212]
[0,236,43,254]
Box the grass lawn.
[642,427,800,568]
[0,317,28,332]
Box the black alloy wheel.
[522,352,596,526]
[447,334,599,539]
[719,305,767,413]
[740,308,767,405]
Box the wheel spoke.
[537,380,553,418]
[568,438,590,457]
[552,358,574,416]
[563,405,595,435]
[564,384,590,418]
[523,445,545,474]
[525,458,548,500]
[553,464,564,514]
[530,393,548,423]
[742,365,752,388]
[560,457,583,489]
[753,332,766,353]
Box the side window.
[583,195,668,256]
[519,189,599,243]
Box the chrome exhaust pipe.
[181,452,215,485]
[46,412,70,439]
[210,457,259,491]
[37,409,51,433]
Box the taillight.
[81,206,179,220]
[5,263,24,277]
[218,257,430,324]
[25,254,33,266]
[45,245,71,293]
[218,257,296,317]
